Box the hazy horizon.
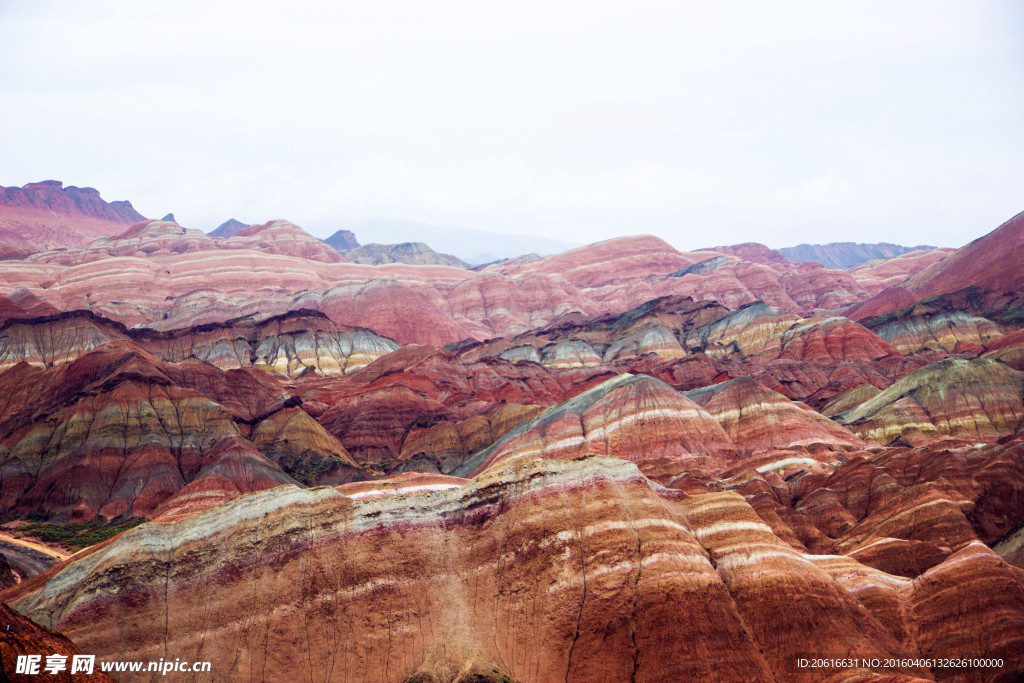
[4,175,1009,254]
[2,1,1022,251]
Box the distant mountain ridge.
[336,241,468,268]
[323,229,359,250]
[209,218,251,238]
[342,217,581,263]
[779,242,937,269]
[320,228,467,267]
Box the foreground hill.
[5,448,1024,681]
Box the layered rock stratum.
[1,185,1023,680]
[5,453,1024,681]
[0,227,950,345]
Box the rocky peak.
[0,180,145,223]
[324,229,360,250]
[208,218,250,238]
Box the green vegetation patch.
[995,305,1024,325]
[16,518,145,551]
[286,456,339,486]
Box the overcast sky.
[1,1,1021,249]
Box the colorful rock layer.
[1,195,1023,680]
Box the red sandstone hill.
[846,247,955,295]
[457,373,739,482]
[0,180,146,253]
[0,342,303,520]
[850,210,1024,320]
[0,220,960,346]
[452,295,920,412]
[0,227,33,259]
[0,291,59,321]
[985,327,1024,370]
[684,376,865,456]
[452,296,904,407]
[711,241,793,272]
[484,234,697,287]
[5,449,1024,681]
[227,219,344,262]
[29,218,344,265]
[0,337,408,521]
[0,185,1023,679]
[862,290,1018,356]
[0,300,926,483]
[834,357,1024,445]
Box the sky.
[1,1,1021,250]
